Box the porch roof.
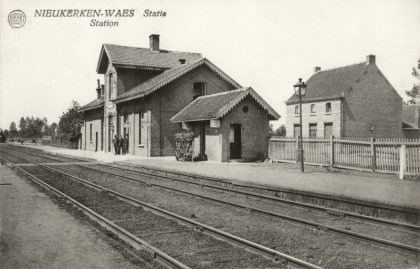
[170,87,280,123]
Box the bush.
[174,132,194,161]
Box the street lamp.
[294,78,306,172]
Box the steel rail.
[0,151,321,269]
[109,162,420,231]
[67,162,420,253]
[0,154,191,269]
[3,145,420,231]
[3,147,420,251]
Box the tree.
[19,117,26,137]
[0,128,7,143]
[269,123,287,137]
[49,122,58,136]
[17,116,45,138]
[58,100,83,147]
[405,58,420,104]
[9,121,17,138]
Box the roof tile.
[101,44,202,71]
[286,62,367,103]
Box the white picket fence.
[269,137,420,177]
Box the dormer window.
[294,105,299,115]
[326,102,332,113]
[310,104,316,114]
[193,82,206,100]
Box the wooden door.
[229,124,242,159]
[200,123,206,158]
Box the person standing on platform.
[124,134,129,155]
[119,135,124,155]
[112,135,118,155]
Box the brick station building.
[79,35,280,161]
[285,55,403,138]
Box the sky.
[1,0,419,130]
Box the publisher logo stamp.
[8,10,26,28]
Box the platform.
[13,143,420,211]
[0,164,141,269]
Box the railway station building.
[79,34,280,161]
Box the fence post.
[330,136,335,166]
[371,137,376,172]
[399,145,406,180]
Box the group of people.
[112,134,129,155]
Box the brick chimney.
[96,79,101,99]
[149,34,160,51]
[314,66,321,72]
[366,54,376,65]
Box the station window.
[294,105,299,115]
[108,73,113,100]
[326,102,332,113]
[193,82,206,100]
[89,124,92,142]
[123,113,129,123]
[138,112,144,145]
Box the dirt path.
[0,165,140,269]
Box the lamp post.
[294,78,306,172]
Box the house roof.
[97,44,203,74]
[170,87,281,123]
[113,58,242,103]
[286,62,369,104]
[402,103,420,129]
[79,98,104,112]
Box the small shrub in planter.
[174,132,194,161]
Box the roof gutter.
[285,96,343,105]
[79,103,104,112]
[170,117,217,123]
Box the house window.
[324,122,333,138]
[123,113,129,123]
[108,73,113,100]
[242,106,249,113]
[89,124,92,142]
[294,105,299,115]
[138,112,144,145]
[310,104,316,114]
[193,82,206,100]
[309,123,317,138]
[293,124,301,138]
[326,103,331,113]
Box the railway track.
[0,148,320,269]
[1,145,420,268]
[3,145,420,252]
[7,145,419,228]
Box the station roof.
[170,87,280,123]
[113,58,241,103]
[79,98,104,112]
[97,44,203,74]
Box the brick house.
[285,55,403,138]
[79,35,280,161]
